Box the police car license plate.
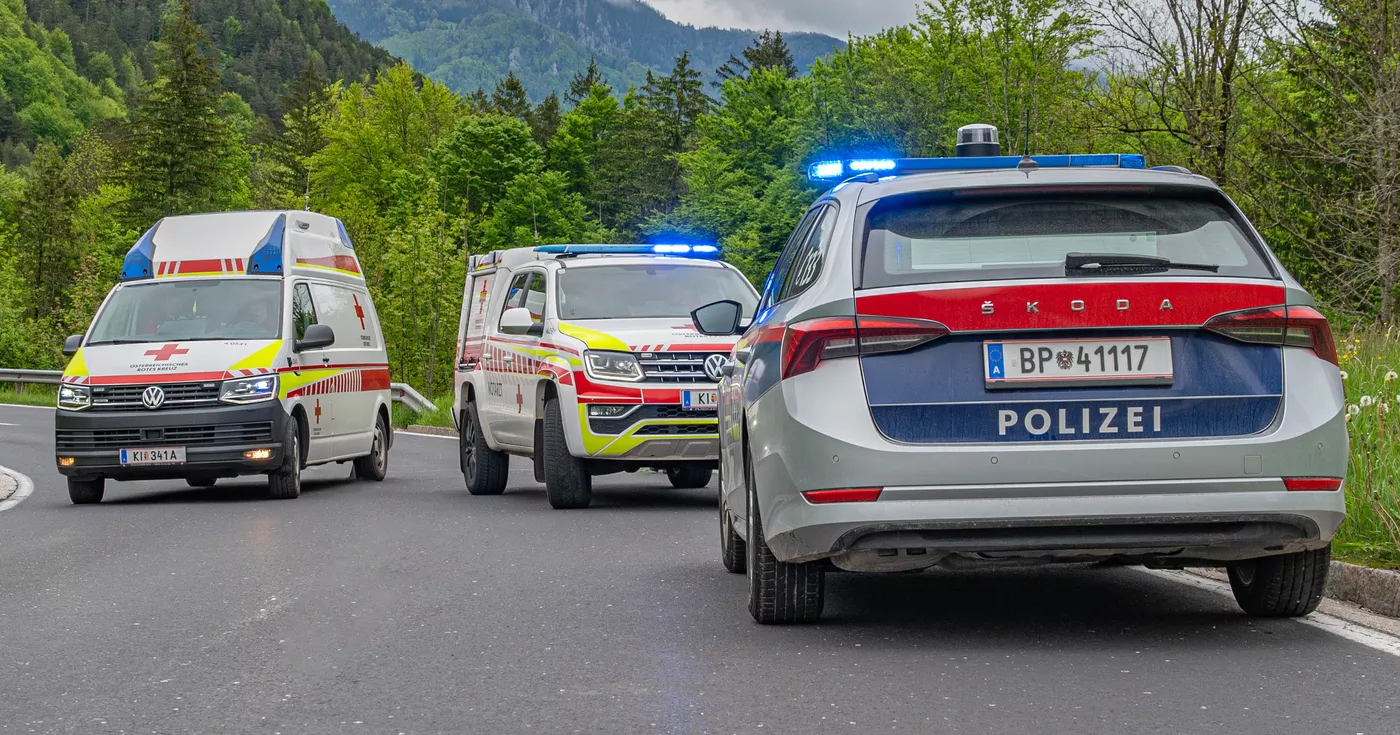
[120,447,186,465]
[682,391,718,410]
[983,337,1174,389]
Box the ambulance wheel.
[67,477,104,505]
[353,414,389,482]
[463,402,508,496]
[267,418,301,500]
[543,397,591,509]
[186,477,216,488]
[1227,546,1331,617]
[746,450,823,624]
[666,464,712,489]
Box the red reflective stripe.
[175,259,224,274]
[295,255,361,273]
[856,282,1286,331]
[666,343,739,351]
[88,371,228,386]
[1284,477,1343,491]
[802,488,882,504]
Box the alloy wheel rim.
[374,425,386,473]
[464,414,477,482]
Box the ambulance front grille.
[633,352,725,384]
[89,382,223,411]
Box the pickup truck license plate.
[984,337,1174,389]
[682,391,718,410]
[120,447,186,465]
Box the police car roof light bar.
[807,154,1148,182]
[533,244,721,259]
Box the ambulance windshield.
[87,279,283,344]
[557,264,758,320]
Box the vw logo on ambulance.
[704,354,728,381]
[141,386,166,410]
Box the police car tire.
[186,477,216,488]
[353,414,389,482]
[1226,546,1331,618]
[746,453,823,624]
[267,418,301,500]
[666,465,712,489]
[463,402,509,496]
[543,397,592,509]
[67,477,104,505]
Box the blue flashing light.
[807,153,1149,181]
[247,214,287,274]
[848,159,896,173]
[336,219,356,250]
[810,161,844,180]
[533,243,721,259]
[120,223,161,280]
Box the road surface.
[0,403,1395,734]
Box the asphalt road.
[1,403,1397,735]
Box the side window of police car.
[291,283,318,340]
[499,272,532,328]
[777,205,835,303]
[761,208,821,309]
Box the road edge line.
[1142,568,1400,657]
[397,430,456,441]
[0,464,35,513]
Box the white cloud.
[642,0,922,38]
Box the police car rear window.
[859,188,1276,288]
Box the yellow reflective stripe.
[575,406,718,456]
[278,368,346,398]
[62,348,88,379]
[230,341,284,370]
[556,323,629,352]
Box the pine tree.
[271,60,332,208]
[491,72,531,120]
[469,87,492,113]
[567,58,607,106]
[527,93,563,147]
[124,1,242,223]
[716,30,798,84]
[12,142,78,318]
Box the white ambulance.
[453,244,759,509]
[55,211,393,503]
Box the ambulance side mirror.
[692,300,743,336]
[295,324,336,352]
[62,335,83,356]
[500,307,543,337]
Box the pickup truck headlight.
[584,351,644,382]
[220,375,279,404]
[57,384,91,411]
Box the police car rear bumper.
[55,401,290,481]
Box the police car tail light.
[802,488,882,504]
[1283,477,1343,491]
[782,317,951,379]
[1203,305,1339,366]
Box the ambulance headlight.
[584,351,644,383]
[220,375,279,404]
[57,385,91,411]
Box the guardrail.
[0,368,438,413]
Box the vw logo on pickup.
[704,354,728,381]
[141,386,166,410]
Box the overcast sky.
[642,0,922,38]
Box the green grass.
[392,400,455,429]
[1332,327,1400,569]
[0,385,57,408]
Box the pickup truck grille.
[633,352,725,384]
[588,406,718,435]
[635,424,718,436]
[89,382,222,411]
[56,422,275,450]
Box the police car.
[453,244,759,509]
[55,211,393,502]
[701,124,1348,624]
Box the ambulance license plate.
[120,447,186,465]
[682,391,718,410]
[983,337,1174,389]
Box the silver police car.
[694,125,1347,624]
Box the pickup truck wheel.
[745,451,822,623]
[353,414,389,482]
[67,477,104,505]
[543,397,591,509]
[1227,546,1331,617]
[463,402,509,496]
[267,418,301,500]
[666,464,712,489]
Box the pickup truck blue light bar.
[807,154,1147,181]
[534,244,720,258]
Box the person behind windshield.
[232,294,280,337]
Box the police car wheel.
[1226,545,1331,618]
[666,465,712,489]
[543,397,591,509]
[353,414,389,482]
[267,418,301,500]
[463,402,509,496]
[745,450,823,624]
[67,477,104,505]
[186,477,216,488]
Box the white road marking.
[0,464,35,513]
[1143,568,1400,657]
[0,422,16,426]
[397,430,456,440]
[0,404,55,410]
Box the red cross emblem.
[314,399,322,425]
[144,343,189,361]
[516,385,524,414]
[352,294,366,330]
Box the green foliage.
[431,113,541,217]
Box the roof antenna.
[531,193,541,246]
[1017,110,1037,173]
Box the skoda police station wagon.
[55,211,394,503]
[703,124,1348,624]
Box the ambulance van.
[54,211,393,503]
[453,244,759,509]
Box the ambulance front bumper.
[55,401,290,481]
[584,404,719,460]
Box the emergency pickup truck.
[453,244,759,509]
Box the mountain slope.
[327,0,843,98]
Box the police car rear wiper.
[1065,252,1220,275]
